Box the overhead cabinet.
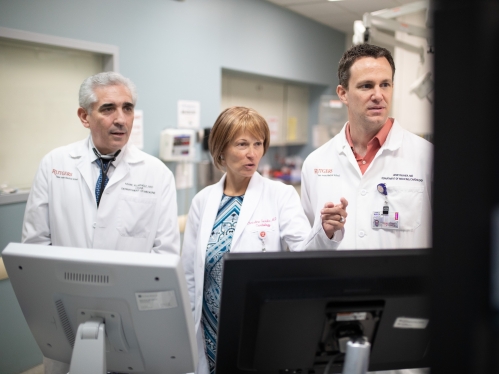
[221,73,309,146]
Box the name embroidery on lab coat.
[248,217,276,228]
[381,173,423,182]
[121,183,156,194]
[52,169,78,181]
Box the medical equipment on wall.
[159,128,196,162]
[410,71,434,104]
[352,0,434,103]
[353,1,432,62]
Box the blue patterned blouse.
[201,194,244,374]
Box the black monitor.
[216,249,430,374]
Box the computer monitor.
[216,249,430,374]
[2,243,197,374]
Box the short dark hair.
[338,44,395,89]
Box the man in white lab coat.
[22,72,180,373]
[301,44,431,373]
[302,43,432,251]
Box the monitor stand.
[69,318,106,374]
[341,337,370,374]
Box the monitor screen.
[3,243,197,374]
[216,249,430,374]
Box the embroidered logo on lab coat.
[51,169,77,180]
[313,168,339,177]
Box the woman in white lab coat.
[181,106,311,374]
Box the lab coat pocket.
[116,196,156,238]
[387,185,424,231]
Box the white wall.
[392,10,433,135]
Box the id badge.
[372,211,400,230]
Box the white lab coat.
[22,137,180,255]
[301,120,433,250]
[181,172,311,374]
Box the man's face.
[77,84,134,155]
[337,57,393,131]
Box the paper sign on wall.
[287,116,297,142]
[178,100,200,129]
[328,100,343,108]
[266,116,280,143]
[129,109,144,149]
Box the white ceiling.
[265,0,420,34]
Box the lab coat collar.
[335,122,351,155]
[69,136,144,164]
[69,137,145,198]
[230,172,264,249]
[198,175,227,261]
[199,172,264,254]
[68,136,90,159]
[121,143,146,164]
[381,119,404,151]
[334,119,404,178]
[105,143,147,189]
[91,138,127,165]
[335,118,404,155]
[70,137,95,196]
[335,123,361,176]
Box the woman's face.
[222,131,264,180]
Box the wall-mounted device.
[352,1,434,104]
[410,71,433,103]
[353,0,432,63]
[159,129,196,162]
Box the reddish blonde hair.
[209,106,270,170]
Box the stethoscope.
[93,148,121,207]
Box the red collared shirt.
[345,118,394,174]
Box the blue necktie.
[95,158,111,206]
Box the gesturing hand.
[320,197,348,239]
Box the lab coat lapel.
[106,144,141,188]
[380,120,403,152]
[335,123,362,178]
[199,176,226,259]
[107,159,130,188]
[230,172,263,250]
[365,120,404,173]
[72,139,95,196]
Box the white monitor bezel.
[3,242,197,374]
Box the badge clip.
[259,231,266,252]
[377,183,389,222]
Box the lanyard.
[377,183,389,216]
[258,231,266,252]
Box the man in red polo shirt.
[301,44,433,252]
